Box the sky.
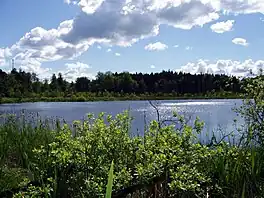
[1,0,264,81]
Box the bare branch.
[148,100,161,129]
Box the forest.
[0,68,245,102]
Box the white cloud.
[115,52,121,56]
[19,59,52,79]
[232,37,249,46]
[145,42,168,51]
[66,0,105,14]
[0,49,6,66]
[59,0,264,49]
[177,59,264,77]
[78,0,105,14]
[12,26,91,61]
[150,65,155,69]
[0,47,52,79]
[173,45,179,48]
[220,0,264,15]
[60,0,222,47]
[97,45,102,49]
[1,24,93,76]
[65,61,91,69]
[0,48,12,67]
[210,20,234,33]
[60,62,94,82]
[158,4,219,30]
[5,49,52,79]
[2,0,264,75]
[185,46,193,51]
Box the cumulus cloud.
[66,0,105,14]
[157,1,219,30]
[232,37,249,46]
[60,62,94,81]
[115,52,121,56]
[177,59,264,77]
[2,0,264,75]
[61,10,158,47]
[0,48,12,67]
[220,0,264,15]
[150,65,155,69]
[173,45,179,48]
[1,24,93,76]
[145,42,168,51]
[210,20,234,33]
[107,48,112,52]
[78,0,105,14]
[59,0,264,49]
[6,49,52,79]
[60,0,222,47]
[97,45,102,49]
[0,49,6,66]
[11,26,91,61]
[19,59,52,79]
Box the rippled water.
[0,99,244,143]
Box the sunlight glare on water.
[134,100,242,141]
[0,100,243,142]
[160,101,230,106]
[136,100,231,115]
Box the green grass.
[0,92,243,104]
[105,161,114,198]
[0,111,263,197]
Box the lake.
[0,99,244,143]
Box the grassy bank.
[0,92,243,104]
[0,109,264,198]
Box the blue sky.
[1,0,264,81]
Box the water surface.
[0,99,244,143]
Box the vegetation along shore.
[0,93,242,104]
[0,68,247,104]
[1,72,264,197]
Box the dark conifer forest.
[0,68,245,101]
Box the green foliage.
[0,69,243,101]
[0,167,30,193]
[236,76,264,145]
[12,184,52,198]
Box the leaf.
[105,161,114,198]
[241,181,245,198]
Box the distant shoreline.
[0,94,243,104]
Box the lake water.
[0,99,245,143]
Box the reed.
[0,110,264,198]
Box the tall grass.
[0,91,242,104]
[105,161,114,198]
[0,111,264,197]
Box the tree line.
[0,68,246,98]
